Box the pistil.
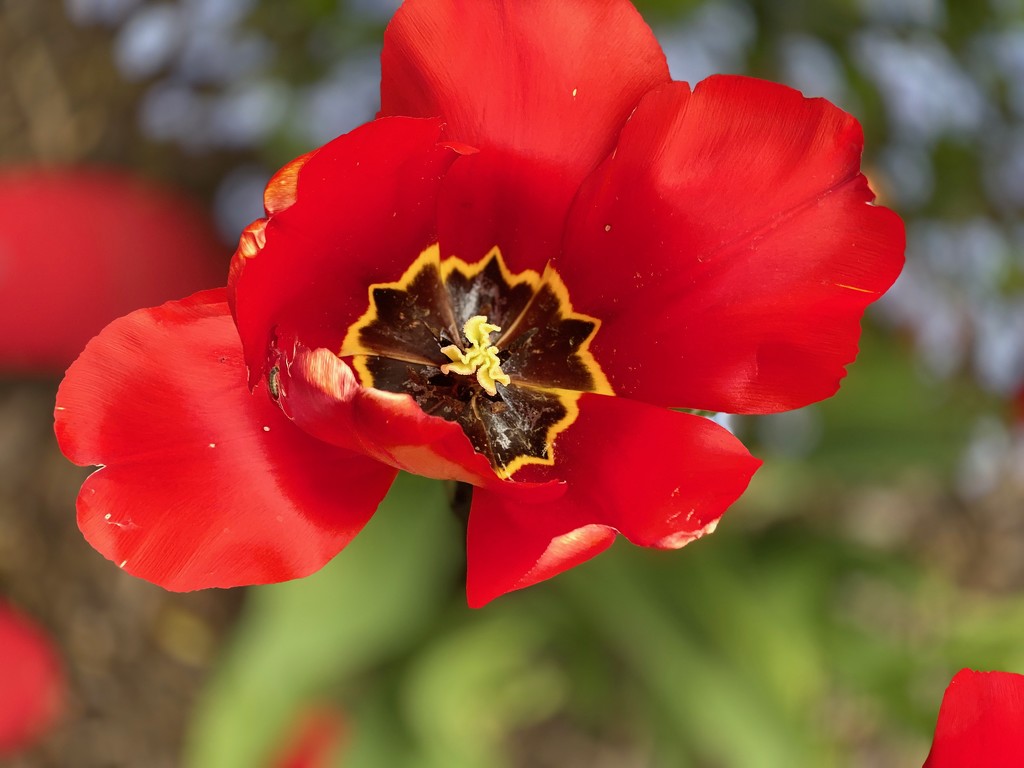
[439,315,511,396]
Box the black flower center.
[341,245,611,478]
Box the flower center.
[340,244,611,478]
[439,316,510,396]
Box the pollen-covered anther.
[439,315,511,396]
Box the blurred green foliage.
[808,328,1000,481]
[189,478,1024,767]
[186,474,461,767]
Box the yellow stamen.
[439,315,511,396]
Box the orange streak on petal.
[264,149,318,215]
[834,282,877,294]
[236,219,268,261]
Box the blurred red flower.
[55,0,904,606]
[0,602,63,757]
[0,167,224,374]
[273,707,347,768]
[925,669,1024,767]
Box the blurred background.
[1,0,1022,765]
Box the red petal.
[0,603,62,757]
[561,77,905,414]
[0,168,224,375]
[279,344,567,501]
[925,669,1024,768]
[382,0,669,271]
[279,345,491,484]
[466,508,615,610]
[228,117,463,386]
[434,151,573,274]
[465,394,760,607]
[55,290,396,591]
[381,0,667,162]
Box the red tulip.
[55,0,904,606]
[0,602,62,757]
